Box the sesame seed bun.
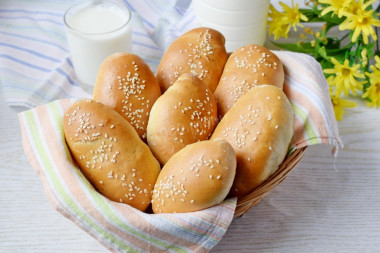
[93,52,161,140]
[156,27,228,93]
[147,73,218,165]
[63,100,161,212]
[211,85,294,198]
[152,140,236,214]
[214,44,284,117]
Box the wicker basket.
[234,147,308,218]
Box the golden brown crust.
[147,73,218,165]
[152,140,236,213]
[156,27,228,93]
[211,85,294,198]
[93,52,161,140]
[214,44,285,117]
[63,100,161,211]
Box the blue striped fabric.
[0,0,198,107]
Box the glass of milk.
[64,0,132,92]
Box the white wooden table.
[1,84,380,252]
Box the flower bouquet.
[268,0,380,120]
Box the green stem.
[376,27,379,52]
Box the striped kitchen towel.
[19,50,342,252]
[0,0,197,107]
[275,51,343,151]
[19,98,237,253]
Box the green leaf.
[299,8,323,22]
[324,41,354,55]
[318,47,329,60]
[320,59,333,70]
[318,12,345,25]
[271,41,316,54]
[329,52,347,63]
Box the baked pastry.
[152,140,236,213]
[211,85,294,198]
[63,99,161,211]
[147,73,218,165]
[156,27,228,93]
[93,52,161,140]
[214,44,284,117]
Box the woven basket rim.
[233,146,308,218]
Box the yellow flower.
[279,1,308,33]
[324,58,365,96]
[329,87,357,121]
[268,4,289,39]
[361,48,368,67]
[318,0,350,18]
[299,33,306,39]
[362,57,380,108]
[375,55,380,70]
[339,0,380,44]
[268,1,308,39]
[331,96,357,121]
[304,27,313,34]
[346,0,362,15]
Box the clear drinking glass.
[64,0,132,92]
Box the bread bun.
[152,140,236,213]
[93,52,161,140]
[156,27,228,93]
[63,100,161,211]
[147,73,218,165]
[211,85,294,198]
[214,44,284,117]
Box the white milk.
[64,0,132,91]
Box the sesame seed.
[216,175,221,180]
